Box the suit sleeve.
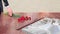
[3,0,9,7]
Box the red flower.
[28,17,31,20]
[18,16,26,22]
[25,16,29,20]
[25,16,31,20]
[18,16,31,23]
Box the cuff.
[5,6,9,8]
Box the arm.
[3,0,13,16]
[16,13,45,30]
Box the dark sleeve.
[3,0,9,7]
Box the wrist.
[5,6,10,8]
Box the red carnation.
[18,16,26,22]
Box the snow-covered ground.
[22,17,60,34]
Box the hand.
[6,6,13,16]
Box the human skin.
[6,6,13,16]
[0,12,60,34]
